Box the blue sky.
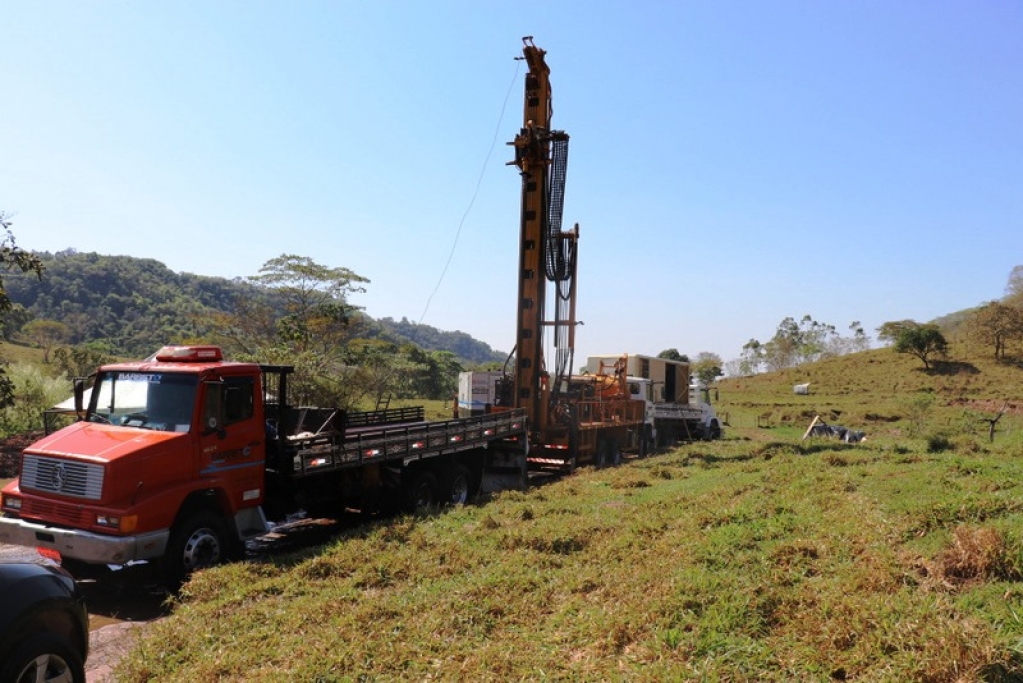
[2,1,1021,367]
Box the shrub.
[0,363,69,436]
[926,432,954,453]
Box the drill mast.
[508,37,577,441]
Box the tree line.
[0,234,512,413]
[728,266,1023,375]
[7,249,507,367]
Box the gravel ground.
[87,621,151,682]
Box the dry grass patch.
[933,525,1019,586]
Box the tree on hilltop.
[966,302,1023,360]
[892,323,948,370]
[876,320,918,347]
[739,339,763,376]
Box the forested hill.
[6,250,506,365]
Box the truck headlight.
[97,514,138,532]
[1,494,21,511]
[96,514,119,528]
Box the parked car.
[0,562,89,683]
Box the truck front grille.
[21,455,104,500]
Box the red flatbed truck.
[0,345,527,584]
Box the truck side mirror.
[73,377,86,418]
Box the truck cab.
[0,345,270,584]
[626,375,721,447]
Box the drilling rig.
[496,38,645,470]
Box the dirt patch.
[948,399,1022,416]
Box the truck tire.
[707,421,722,440]
[638,426,653,459]
[441,464,472,506]
[402,470,439,514]
[163,510,229,588]
[595,438,621,468]
[0,633,85,683]
[607,439,622,467]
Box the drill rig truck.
[587,354,723,447]
[493,38,645,470]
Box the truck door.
[199,374,266,507]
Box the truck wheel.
[595,438,621,468]
[636,426,649,459]
[606,439,622,467]
[0,633,85,683]
[441,464,472,506]
[708,421,722,440]
[164,510,228,588]
[403,470,438,514]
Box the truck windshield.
[87,372,199,433]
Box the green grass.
[118,435,1023,681]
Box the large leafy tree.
[0,212,45,407]
[52,345,112,381]
[691,351,724,386]
[877,320,918,347]
[22,319,70,363]
[205,254,372,407]
[966,302,1023,360]
[250,254,369,355]
[657,348,690,363]
[893,323,948,370]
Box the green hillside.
[718,339,1021,444]
[5,250,507,365]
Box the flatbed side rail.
[652,404,704,420]
[346,406,425,428]
[289,409,528,477]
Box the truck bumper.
[0,516,169,565]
